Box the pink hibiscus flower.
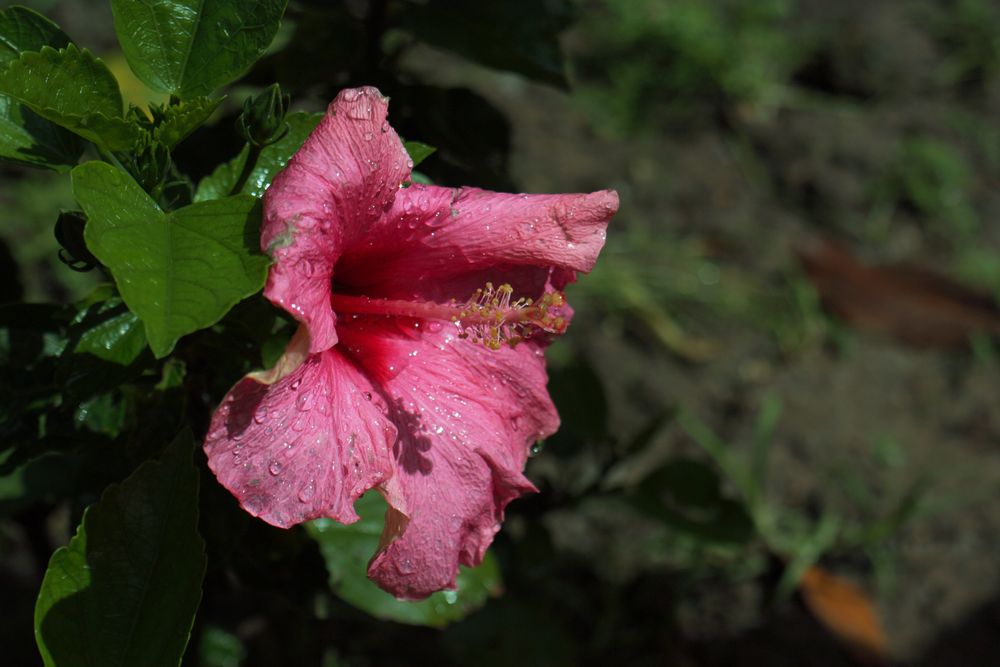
[204,87,618,599]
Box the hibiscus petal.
[204,328,398,528]
[336,320,557,599]
[335,184,618,299]
[262,87,412,352]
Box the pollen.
[455,282,568,350]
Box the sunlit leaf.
[0,6,83,169]
[111,0,288,98]
[307,491,502,627]
[34,431,207,667]
[0,44,139,151]
[73,161,270,357]
[153,96,224,148]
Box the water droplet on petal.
[299,480,316,502]
[290,378,301,390]
[398,558,415,574]
[530,441,545,457]
[268,460,282,475]
[296,391,313,412]
[427,321,443,333]
[253,405,268,424]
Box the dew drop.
[347,101,373,120]
[253,405,268,424]
[296,391,313,412]
[398,558,415,574]
[427,321,443,333]
[362,391,373,401]
[290,378,301,390]
[298,480,316,502]
[268,460,282,475]
[530,441,545,456]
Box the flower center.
[330,283,567,349]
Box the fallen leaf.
[796,237,1000,347]
[799,565,888,663]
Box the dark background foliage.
[3,0,1000,665]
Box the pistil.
[330,283,567,349]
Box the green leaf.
[0,6,71,66]
[56,297,150,400]
[0,44,140,151]
[69,297,147,365]
[404,140,436,168]
[152,96,223,148]
[73,162,270,357]
[628,458,755,545]
[195,111,321,200]
[396,0,572,87]
[307,492,501,627]
[0,7,84,169]
[34,431,207,667]
[111,0,288,98]
[548,359,608,441]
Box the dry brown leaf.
[799,565,888,663]
[796,237,1000,347]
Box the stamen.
[329,282,567,349]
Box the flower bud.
[54,210,98,272]
[237,83,291,147]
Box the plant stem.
[96,146,127,172]
[228,143,263,196]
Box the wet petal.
[262,87,412,352]
[204,328,398,528]
[337,319,557,599]
[336,185,618,299]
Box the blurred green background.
[4,0,1000,665]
